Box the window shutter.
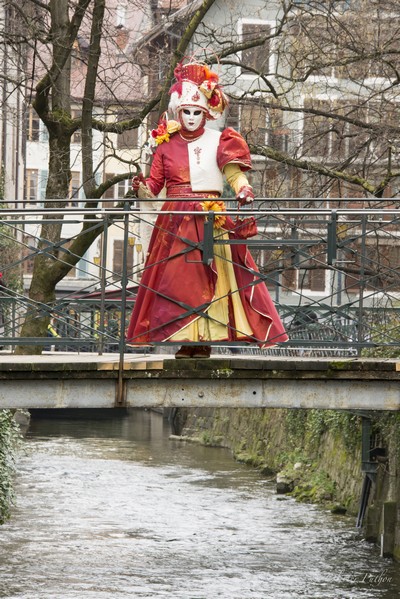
[39,170,48,202]
[241,24,271,73]
[113,240,133,281]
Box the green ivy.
[285,409,307,447]
[285,409,360,452]
[322,411,361,451]
[0,410,22,524]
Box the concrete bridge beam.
[0,354,399,410]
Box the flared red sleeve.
[145,147,167,196]
[217,127,252,172]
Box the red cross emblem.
[194,146,202,164]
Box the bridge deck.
[0,353,399,410]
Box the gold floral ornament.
[199,79,217,99]
[200,199,227,229]
[166,119,181,134]
[151,119,181,145]
[207,88,226,114]
[199,80,227,114]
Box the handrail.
[1,201,400,362]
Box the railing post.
[357,214,368,356]
[356,414,378,528]
[98,215,109,355]
[327,209,337,265]
[202,211,215,265]
[116,203,130,405]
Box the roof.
[131,0,203,53]
[70,285,138,302]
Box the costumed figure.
[127,61,288,358]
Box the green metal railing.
[1,199,400,359]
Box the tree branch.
[252,143,381,195]
[158,0,218,114]
[35,0,92,101]
[81,0,106,197]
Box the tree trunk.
[16,1,73,354]
[16,130,72,354]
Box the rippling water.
[0,409,399,599]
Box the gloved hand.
[236,185,255,206]
[131,173,146,195]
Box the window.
[226,103,239,130]
[344,243,400,292]
[25,169,38,203]
[22,235,36,275]
[71,110,82,144]
[118,179,130,199]
[27,107,40,141]
[69,172,81,206]
[113,239,134,281]
[241,22,272,74]
[330,102,368,161]
[117,111,139,149]
[297,244,326,292]
[302,98,391,162]
[297,266,326,292]
[116,3,127,28]
[368,101,400,162]
[103,173,116,200]
[261,247,297,292]
[290,15,334,79]
[302,99,330,158]
[37,170,48,201]
[267,105,289,153]
[334,18,400,80]
[240,104,267,146]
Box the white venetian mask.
[179,108,205,132]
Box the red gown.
[126,128,288,347]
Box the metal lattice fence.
[1,199,400,358]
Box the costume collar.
[179,127,205,141]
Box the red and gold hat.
[168,61,228,120]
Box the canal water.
[0,409,399,599]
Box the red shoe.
[192,345,211,359]
[175,345,194,359]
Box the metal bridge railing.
[1,199,400,360]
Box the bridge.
[0,352,399,410]
[2,199,399,534]
[1,200,400,411]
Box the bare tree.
[1,0,400,350]
[1,0,217,352]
